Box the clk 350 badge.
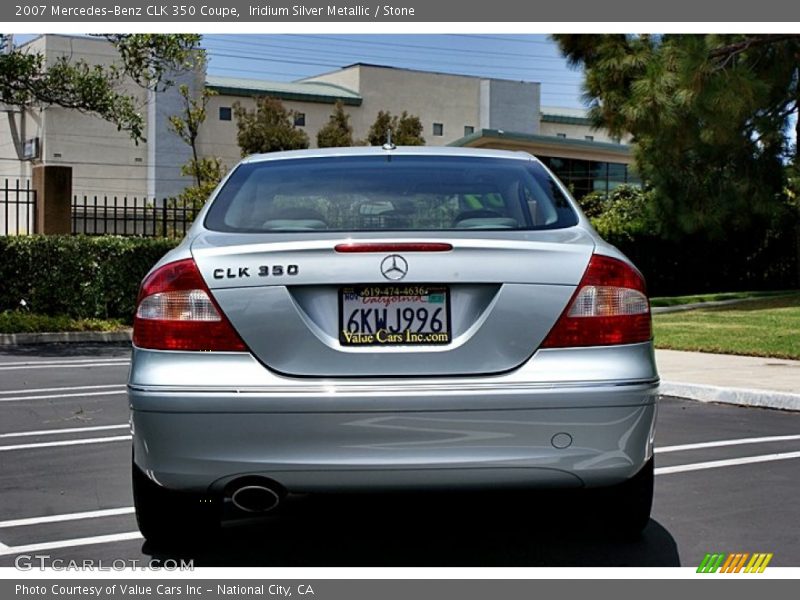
[213,265,299,279]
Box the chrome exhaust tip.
[230,485,281,513]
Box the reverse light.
[541,254,652,348]
[133,259,247,351]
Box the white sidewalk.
[657,349,800,411]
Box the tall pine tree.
[554,34,800,238]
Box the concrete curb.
[0,329,132,346]
[661,381,800,412]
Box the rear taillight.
[133,259,247,351]
[541,254,651,348]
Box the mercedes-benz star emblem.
[380,254,408,281]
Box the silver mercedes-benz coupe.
[129,146,658,544]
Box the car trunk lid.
[190,229,595,377]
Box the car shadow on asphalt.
[142,490,680,566]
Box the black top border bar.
[4,0,800,22]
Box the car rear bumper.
[129,344,658,493]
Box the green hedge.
[0,236,179,322]
[0,312,126,334]
[581,186,799,296]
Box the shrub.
[589,185,656,240]
[0,236,179,322]
[575,189,606,219]
[0,313,126,334]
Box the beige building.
[1,34,203,201]
[539,106,621,144]
[1,34,635,208]
[200,62,543,172]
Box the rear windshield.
[204,155,579,233]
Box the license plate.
[339,285,451,346]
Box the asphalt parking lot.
[0,343,798,567]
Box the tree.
[366,111,392,146]
[365,110,425,146]
[168,76,225,210]
[169,83,214,188]
[0,34,202,143]
[102,34,203,92]
[317,101,354,148]
[174,157,227,212]
[395,111,426,146]
[233,96,309,156]
[553,34,800,238]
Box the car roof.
[241,146,539,164]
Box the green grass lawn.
[0,312,127,334]
[653,293,800,359]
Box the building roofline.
[17,33,109,49]
[449,128,632,155]
[15,34,45,49]
[206,78,362,106]
[303,62,540,86]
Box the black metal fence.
[71,195,198,237]
[1,179,36,236]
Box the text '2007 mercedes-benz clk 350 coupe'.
[128,146,658,545]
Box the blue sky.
[12,33,586,109]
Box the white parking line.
[0,507,135,529]
[655,450,800,475]
[0,448,794,556]
[0,358,129,367]
[0,390,128,403]
[0,363,130,371]
[0,384,126,396]
[0,436,796,557]
[0,435,131,452]
[0,359,129,366]
[657,433,800,453]
[0,532,143,557]
[0,424,128,439]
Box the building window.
[584,135,594,141]
[219,107,232,121]
[433,123,444,136]
[556,133,567,138]
[539,156,637,201]
[464,125,474,136]
[294,113,306,127]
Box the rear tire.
[132,461,220,547]
[594,457,654,538]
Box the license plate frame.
[338,284,452,347]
